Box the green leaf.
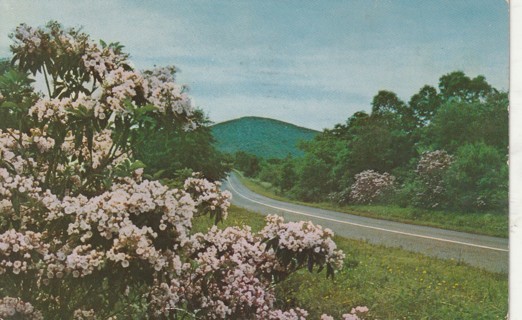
[152,169,166,179]
[12,194,20,215]
[0,101,18,109]
[129,160,146,171]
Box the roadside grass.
[236,174,508,238]
[194,206,508,319]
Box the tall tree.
[438,71,492,103]
[408,85,441,126]
[133,109,230,181]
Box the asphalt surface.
[222,173,509,274]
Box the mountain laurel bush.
[0,21,365,319]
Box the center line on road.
[226,177,508,252]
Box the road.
[222,173,509,273]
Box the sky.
[0,0,509,130]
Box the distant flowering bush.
[413,150,453,209]
[327,188,351,205]
[349,170,395,204]
[0,21,361,319]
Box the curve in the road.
[227,177,507,252]
[223,173,508,273]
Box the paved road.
[222,173,509,273]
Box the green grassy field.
[194,206,508,319]
[237,174,508,238]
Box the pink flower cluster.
[14,22,193,123]
[416,150,453,176]
[143,66,195,118]
[29,127,55,153]
[10,24,42,54]
[102,67,146,114]
[265,308,309,319]
[184,174,232,221]
[0,297,43,320]
[260,215,345,270]
[349,170,395,204]
[414,150,453,208]
[82,42,127,78]
[0,230,47,275]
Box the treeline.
[235,71,508,213]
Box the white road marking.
[227,177,509,253]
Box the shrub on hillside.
[410,150,453,209]
[349,170,396,204]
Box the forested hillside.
[211,116,318,159]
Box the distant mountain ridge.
[211,116,319,159]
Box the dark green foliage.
[438,71,493,103]
[212,116,318,159]
[371,90,405,116]
[234,151,261,177]
[408,85,441,126]
[422,91,508,154]
[0,62,38,131]
[343,117,415,175]
[444,143,508,212]
[292,156,334,202]
[132,109,230,181]
[0,58,10,74]
[257,159,281,186]
[278,156,297,192]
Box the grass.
[237,174,508,238]
[194,206,508,319]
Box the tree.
[234,151,260,177]
[422,93,508,154]
[132,109,230,181]
[445,142,508,211]
[371,90,405,116]
[278,155,297,193]
[293,155,333,202]
[342,115,416,176]
[408,85,441,126]
[438,71,492,103]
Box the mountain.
[211,117,319,159]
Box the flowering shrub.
[412,150,453,209]
[327,189,351,205]
[349,170,395,204]
[0,296,43,320]
[321,307,369,320]
[0,21,358,319]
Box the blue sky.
[0,1,509,130]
